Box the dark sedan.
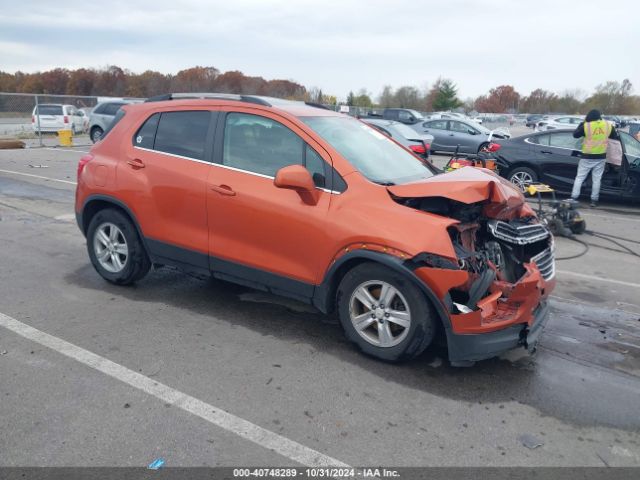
[493,129,640,202]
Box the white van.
[32,104,85,133]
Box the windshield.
[302,116,435,185]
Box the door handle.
[540,150,553,154]
[126,158,145,168]
[210,184,236,196]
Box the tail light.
[487,142,501,152]
[77,153,94,179]
[31,115,35,123]
[424,143,431,151]
[409,144,426,154]
[63,115,69,124]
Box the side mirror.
[468,129,477,135]
[408,116,415,123]
[274,165,319,205]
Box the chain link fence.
[0,92,140,147]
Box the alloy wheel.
[349,280,411,347]
[93,222,128,273]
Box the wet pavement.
[1,147,639,467]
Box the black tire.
[508,166,538,191]
[90,126,104,143]
[477,142,489,153]
[336,263,437,362]
[86,208,151,285]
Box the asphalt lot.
[1,145,639,467]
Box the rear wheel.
[90,126,104,143]
[87,208,151,285]
[477,142,489,153]
[508,166,538,191]
[337,263,436,362]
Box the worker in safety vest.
[571,109,619,207]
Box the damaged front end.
[389,168,556,364]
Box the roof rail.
[144,93,271,107]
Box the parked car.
[602,115,622,128]
[361,118,434,160]
[535,115,583,131]
[75,93,555,366]
[526,114,544,128]
[416,118,510,154]
[32,104,85,134]
[89,101,131,143]
[493,129,640,202]
[378,108,425,125]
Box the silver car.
[362,118,434,160]
[416,118,509,154]
[88,101,130,143]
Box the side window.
[398,111,411,122]
[450,121,473,133]
[133,113,160,149]
[103,103,123,116]
[223,113,303,177]
[92,104,105,114]
[549,132,581,150]
[305,145,327,188]
[154,111,210,160]
[425,120,447,130]
[529,134,550,146]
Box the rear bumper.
[445,300,549,365]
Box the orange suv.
[75,93,555,366]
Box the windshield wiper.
[372,180,396,186]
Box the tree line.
[1,65,638,115]
[0,65,307,100]
[345,78,639,115]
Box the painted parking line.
[0,312,349,468]
[44,147,90,154]
[557,270,640,289]
[0,168,77,185]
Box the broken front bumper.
[446,300,549,366]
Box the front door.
[207,110,333,297]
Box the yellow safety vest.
[582,119,611,155]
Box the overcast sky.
[1,0,637,100]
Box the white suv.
[536,115,582,131]
[32,104,85,133]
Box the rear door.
[530,132,581,192]
[420,120,448,151]
[206,109,334,294]
[120,109,215,273]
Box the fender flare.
[78,194,151,255]
[312,249,452,332]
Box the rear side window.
[529,134,550,146]
[154,111,210,160]
[549,132,581,149]
[103,103,125,116]
[133,113,160,149]
[36,105,63,115]
[425,120,447,130]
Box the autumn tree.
[475,85,520,113]
[67,68,97,96]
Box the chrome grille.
[488,220,550,245]
[531,248,555,281]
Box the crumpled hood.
[387,167,535,220]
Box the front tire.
[337,263,436,362]
[87,208,151,285]
[508,166,538,191]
